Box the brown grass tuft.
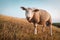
[0,15,60,40]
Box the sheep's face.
[21,7,34,21]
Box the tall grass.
[0,15,60,40]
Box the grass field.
[0,15,60,40]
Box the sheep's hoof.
[50,33,52,36]
[34,32,37,34]
[34,30,37,34]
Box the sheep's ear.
[33,9,39,12]
[21,7,26,10]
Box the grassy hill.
[0,15,60,40]
[53,23,60,28]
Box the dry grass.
[0,15,60,40]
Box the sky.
[0,0,60,23]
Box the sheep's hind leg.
[48,19,52,36]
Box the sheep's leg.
[48,18,52,36]
[34,23,38,34]
[49,24,52,36]
[42,27,45,32]
[50,25,52,36]
[42,22,46,32]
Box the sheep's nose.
[27,17,30,20]
[28,17,30,20]
[28,17,30,19]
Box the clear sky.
[0,0,60,23]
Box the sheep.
[21,7,52,36]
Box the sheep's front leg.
[34,23,38,34]
[42,22,46,32]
